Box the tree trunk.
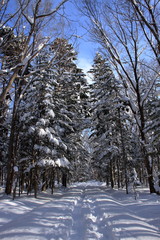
[125,166,129,194]
[34,165,38,198]
[62,171,67,187]
[143,150,156,194]
[118,109,128,193]
[117,159,121,189]
[5,99,18,194]
[0,99,9,185]
[139,124,157,193]
[51,168,55,194]
[110,160,114,188]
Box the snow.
[45,93,52,98]
[22,55,31,65]
[37,43,46,51]
[38,159,55,166]
[60,142,68,151]
[29,126,35,134]
[13,166,18,172]
[43,146,51,154]
[38,119,48,126]
[0,181,160,240]
[43,99,51,105]
[47,109,55,119]
[55,157,70,168]
[38,128,47,137]
[26,15,34,24]
[48,135,59,146]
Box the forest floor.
[0,181,160,240]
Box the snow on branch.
[55,157,70,168]
[140,76,158,106]
[22,13,34,25]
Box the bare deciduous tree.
[0,0,68,102]
[127,0,160,65]
[81,0,159,193]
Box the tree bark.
[62,171,67,187]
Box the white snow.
[37,43,45,51]
[55,157,70,168]
[28,126,35,134]
[45,93,52,98]
[0,181,160,240]
[43,99,51,105]
[47,109,55,119]
[48,134,59,145]
[38,119,48,126]
[13,166,18,172]
[43,146,51,154]
[38,159,55,166]
[38,128,47,137]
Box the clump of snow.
[55,157,70,168]
[37,118,48,126]
[47,109,55,118]
[38,128,46,137]
[13,166,18,172]
[38,159,55,166]
[43,99,51,105]
[45,93,52,98]
[28,126,35,134]
[19,157,29,163]
[51,149,57,156]
[50,136,59,146]
[34,144,40,150]
[43,146,51,154]
[60,142,67,151]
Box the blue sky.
[63,0,99,73]
[4,0,98,74]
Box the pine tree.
[89,53,132,190]
[17,48,66,196]
[16,39,89,194]
[51,38,89,184]
[145,83,160,193]
[89,53,118,183]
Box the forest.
[0,0,160,198]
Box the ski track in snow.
[0,184,160,240]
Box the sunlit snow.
[0,181,160,240]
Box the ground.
[0,181,160,240]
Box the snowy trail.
[0,184,160,240]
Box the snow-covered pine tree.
[144,82,160,193]
[89,53,118,184]
[17,48,68,196]
[51,38,89,183]
[89,53,131,189]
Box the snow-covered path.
[0,183,160,240]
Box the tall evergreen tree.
[51,38,89,183]
[17,49,65,196]
[89,53,132,190]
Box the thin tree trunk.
[118,109,129,194]
[117,159,120,189]
[62,171,67,187]
[51,168,55,194]
[5,121,16,194]
[110,160,114,188]
[5,94,18,194]
[34,165,38,198]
